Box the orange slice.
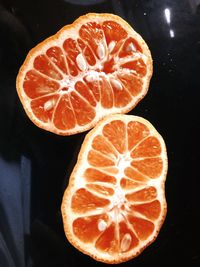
[61,114,167,263]
[16,13,152,135]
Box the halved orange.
[16,13,152,135]
[61,114,167,263]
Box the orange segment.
[95,223,118,254]
[71,188,110,213]
[70,92,95,126]
[127,121,150,151]
[128,216,155,240]
[119,37,142,58]
[86,183,114,196]
[73,214,109,243]
[31,94,59,123]
[53,94,76,130]
[74,81,96,107]
[84,78,100,102]
[99,77,114,108]
[131,136,162,158]
[79,21,104,58]
[83,168,116,184]
[131,157,163,178]
[88,150,115,167]
[16,13,152,135]
[120,58,147,77]
[102,20,127,44]
[118,73,143,97]
[46,46,68,74]
[131,200,161,220]
[62,114,167,264]
[92,135,118,160]
[125,186,157,202]
[102,120,126,154]
[124,166,148,182]
[34,54,63,80]
[120,178,142,190]
[119,221,139,252]
[77,38,96,66]
[112,82,132,108]
[23,70,59,99]
[63,38,80,76]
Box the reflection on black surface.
[163,8,175,38]
[0,0,200,266]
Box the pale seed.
[76,53,87,71]
[98,219,107,231]
[108,41,116,53]
[126,42,136,52]
[44,99,55,111]
[110,78,123,90]
[97,43,106,59]
[120,233,132,252]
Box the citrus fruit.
[61,114,167,263]
[16,13,153,135]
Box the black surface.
[0,0,200,266]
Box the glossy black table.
[0,1,200,266]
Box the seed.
[76,53,87,71]
[44,99,55,111]
[98,219,107,231]
[126,42,136,52]
[97,43,105,59]
[110,78,123,90]
[108,41,116,53]
[120,233,132,252]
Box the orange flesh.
[128,216,155,240]
[92,135,118,160]
[130,136,161,158]
[71,188,110,213]
[95,223,118,253]
[102,120,126,154]
[125,186,157,202]
[120,178,142,189]
[84,168,116,184]
[20,17,150,133]
[53,94,76,130]
[73,214,109,243]
[86,184,114,196]
[119,221,139,251]
[130,200,161,220]
[131,157,163,178]
[68,119,165,256]
[124,166,148,182]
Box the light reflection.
[169,29,175,38]
[164,8,171,24]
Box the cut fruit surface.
[16,13,152,135]
[61,114,167,263]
